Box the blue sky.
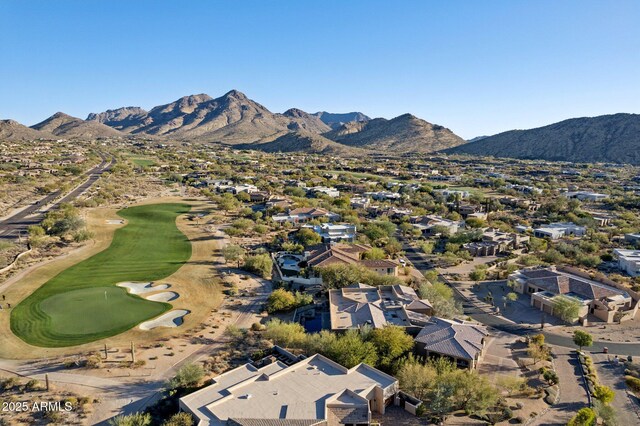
[1,0,638,139]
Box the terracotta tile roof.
[306,244,370,268]
[359,259,399,268]
[522,268,628,301]
[329,284,428,330]
[414,317,488,361]
[289,207,330,216]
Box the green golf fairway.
[11,203,192,347]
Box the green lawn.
[131,157,156,167]
[11,203,192,347]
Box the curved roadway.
[0,153,114,240]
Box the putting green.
[11,203,192,347]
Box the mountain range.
[0,90,466,155]
[3,91,639,164]
[444,113,640,165]
[32,112,123,139]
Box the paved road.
[592,353,640,426]
[0,154,113,240]
[532,346,588,426]
[401,238,640,356]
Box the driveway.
[592,353,640,426]
[477,330,520,380]
[531,346,588,426]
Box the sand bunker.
[139,309,189,330]
[145,291,179,302]
[106,219,125,224]
[117,282,171,294]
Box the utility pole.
[104,343,108,359]
[130,341,136,363]
[45,374,49,391]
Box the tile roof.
[359,259,399,268]
[289,207,331,216]
[414,317,488,361]
[305,244,370,268]
[329,284,430,330]
[522,268,628,301]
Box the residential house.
[265,195,293,211]
[412,215,463,237]
[365,191,402,201]
[221,184,258,194]
[414,317,489,370]
[562,191,610,202]
[307,186,340,198]
[505,184,543,195]
[509,267,636,323]
[272,207,340,225]
[457,204,483,218]
[302,223,357,243]
[625,233,640,246]
[359,259,400,276]
[436,189,470,199]
[429,174,461,182]
[273,244,399,291]
[463,241,502,257]
[179,346,408,426]
[498,197,540,212]
[464,228,529,257]
[613,249,640,277]
[249,191,270,202]
[533,222,586,240]
[350,196,371,209]
[329,284,432,332]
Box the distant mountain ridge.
[0,119,54,140]
[83,90,466,153]
[2,90,467,155]
[445,113,640,165]
[86,107,149,132]
[313,111,370,129]
[325,113,465,153]
[235,131,363,155]
[32,112,123,139]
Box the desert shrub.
[626,375,640,392]
[162,412,194,426]
[167,363,204,390]
[251,322,266,331]
[543,369,559,385]
[85,355,101,369]
[64,397,78,408]
[567,407,596,426]
[243,253,273,279]
[44,410,63,423]
[25,379,42,391]
[0,377,20,390]
[73,229,94,242]
[108,413,152,426]
[266,288,312,313]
